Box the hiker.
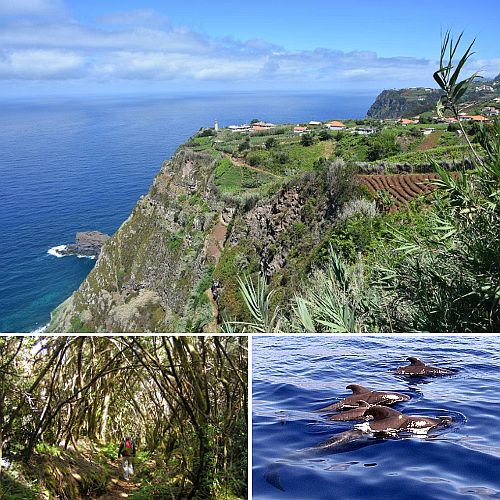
[211,280,220,301]
[118,435,136,481]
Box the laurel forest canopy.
[0,336,247,499]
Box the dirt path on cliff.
[204,212,230,331]
[205,289,219,332]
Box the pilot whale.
[364,406,452,434]
[393,357,454,377]
[318,384,410,412]
[264,405,451,492]
[264,407,452,492]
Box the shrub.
[318,129,332,141]
[301,133,314,146]
[265,137,277,149]
[246,153,259,166]
[238,139,250,152]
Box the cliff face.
[213,163,354,320]
[49,148,226,332]
[367,88,442,119]
[48,143,350,332]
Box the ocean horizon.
[0,91,375,332]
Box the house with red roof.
[325,120,345,130]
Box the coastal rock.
[366,88,441,119]
[63,231,110,258]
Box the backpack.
[123,437,133,456]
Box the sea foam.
[47,245,96,259]
[47,245,67,257]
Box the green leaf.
[449,38,475,89]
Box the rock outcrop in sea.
[61,231,110,258]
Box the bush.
[273,151,289,165]
[246,153,259,166]
[318,129,332,141]
[197,128,215,137]
[238,139,250,152]
[419,111,434,124]
[366,132,401,161]
[301,133,314,146]
[265,137,277,149]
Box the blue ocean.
[253,336,500,500]
[0,92,374,332]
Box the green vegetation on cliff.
[367,77,500,119]
[367,88,442,120]
[47,32,498,334]
[235,32,499,333]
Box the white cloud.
[97,9,170,29]
[0,24,214,54]
[0,7,497,88]
[0,49,84,79]
[0,0,66,17]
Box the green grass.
[190,136,214,151]
[213,157,275,193]
[285,141,333,170]
[381,144,477,164]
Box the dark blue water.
[0,92,374,332]
[253,336,500,500]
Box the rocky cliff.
[366,88,442,119]
[48,147,226,332]
[367,78,500,119]
[48,142,353,332]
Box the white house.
[351,127,376,135]
[325,120,346,130]
[293,126,308,135]
[422,128,436,135]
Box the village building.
[475,85,494,92]
[482,107,499,116]
[459,115,489,122]
[293,126,308,135]
[398,118,418,125]
[309,121,322,126]
[351,126,377,135]
[228,124,251,133]
[422,127,436,135]
[252,121,276,129]
[325,120,346,130]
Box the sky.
[1,0,499,97]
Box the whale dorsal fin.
[347,384,370,395]
[366,406,402,421]
[407,357,425,366]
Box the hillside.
[366,88,442,119]
[367,78,500,119]
[47,115,486,333]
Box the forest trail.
[94,461,140,499]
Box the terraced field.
[357,173,442,209]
